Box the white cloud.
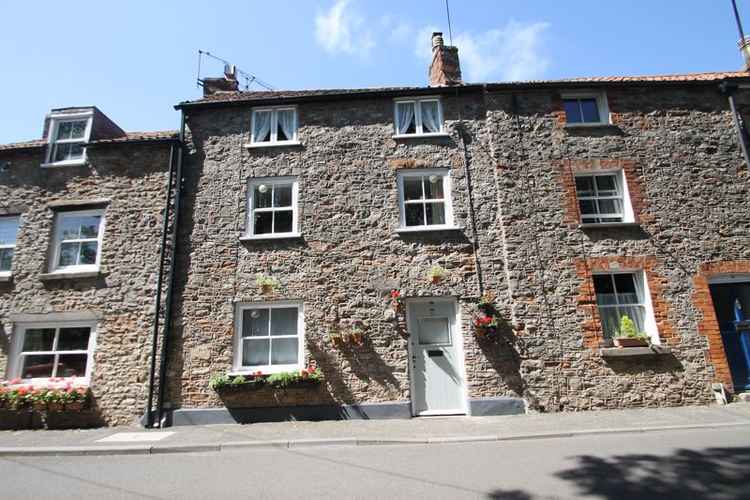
[315,0,374,56]
[414,21,551,82]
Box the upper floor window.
[51,209,105,273]
[250,107,298,145]
[0,215,20,275]
[45,114,93,166]
[397,169,454,230]
[575,171,633,224]
[562,92,609,126]
[246,178,299,239]
[593,271,658,343]
[11,323,96,383]
[235,302,303,374]
[394,98,444,137]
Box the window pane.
[595,175,617,194]
[54,143,84,162]
[418,318,451,345]
[0,217,19,246]
[580,99,601,122]
[253,186,272,208]
[79,242,98,265]
[57,121,73,140]
[22,354,55,378]
[60,216,100,240]
[273,185,293,207]
[22,329,56,352]
[254,212,273,234]
[271,308,298,336]
[253,111,271,142]
[575,176,594,196]
[579,199,597,216]
[405,204,424,226]
[614,274,638,304]
[58,242,79,267]
[420,100,441,133]
[599,308,620,338]
[618,305,646,333]
[273,211,293,233]
[57,327,90,351]
[70,120,87,138]
[403,179,423,201]
[597,199,622,216]
[243,339,270,366]
[56,354,88,377]
[276,109,295,141]
[79,217,101,238]
[425,203,446,225]
[396,102,416,134]
[0,248,13,272]
[563,100,582,123]
[423,176,444,199]
[242,309,269,337]
[593,274,614,295]
[271,338,298,365]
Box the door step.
[736,392,750,403]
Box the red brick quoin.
[692,261,750,393]
[557,159,648,226]
[575,256,677,350]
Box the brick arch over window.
[575,256,677,349]
[692,261,750,393]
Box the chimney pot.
[432,32,444,49]
[739,37,750,71]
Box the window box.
[250,107,298,146]
[562,92,610,126]
[44,112,93,167]
[396,169,455,231]
[393,97,445,137]
[209,367,322,392]
[613,337,649,348]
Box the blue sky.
[0,0,746,142]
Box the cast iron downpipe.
[155,112,186,427]
[719,81,750,173]
[145,142,176,428]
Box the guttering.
[145,141,177,428]
[154,111,186,427]
[719,80,750,172]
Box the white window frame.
[233,301,304,374]
[43,112,94,167]
[575,169,634,224]
[393,97,446,138]
[243,177,300,240]
[0,215,20,277]
[561,91,610,126]
[8,321,97,385]
[50,208,106,274]
[592,270,660,345]
[248,106,299,146]
[396,169,456,231]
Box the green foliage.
[428,265,446,280]
[267,371,297,388]
[617,315,649,340]
[209,367,323,392]
[208,373,231,391]
[255,274,279,288]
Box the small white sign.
[97,432,175,443]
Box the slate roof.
[177,71,750,109]
[0,131,178,152]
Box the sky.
[0,0,747,143]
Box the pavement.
[0,403,749,457]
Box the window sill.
[578,222,641,230]
[240,233,302,242]
[564,122,613,129]
[244,141,302,149]
[395,226,463,234]
[228,367,300,376]
[39,270,105,281]
[392,133,451,139]
[599,345,672,358]
[40,160,88,168]
[0,274,12,283]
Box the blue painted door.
[710,283,750,391]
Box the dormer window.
[562,92,609,126]
[45,113,93,166]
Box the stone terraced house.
[2,33,750,427]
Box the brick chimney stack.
[428,32,462,86]
[202,64,240,96]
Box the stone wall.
[0,142,172,424]
[172,82,750,415]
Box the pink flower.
[9,378,21,385]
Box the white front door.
[407,298,467,416]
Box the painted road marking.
[96,432,175,443]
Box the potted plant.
[350,320,366,346]
[473,292,501,339]
[256,274,278,295]
[329,327,344,348]
[389,289,404,312]
[613,315,651,347]
[427,265,446,284]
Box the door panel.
[408,299,466,415]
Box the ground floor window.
[234,302,303,373]
[593,271,659,343]
[11,323,95,383]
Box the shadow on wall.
[486,446,750,500]
[477,315,530,402]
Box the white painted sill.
[392,133,451,139]
[564,122,613,129]
[578,222,640,229]
[39,269,104,281]
[41,159,88,168]
[599,345,671,357]
[228,366,300,376]
[0,273,12,283]
[240,233,302,242]
[395,226,463,234]
[244,141,302,149]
